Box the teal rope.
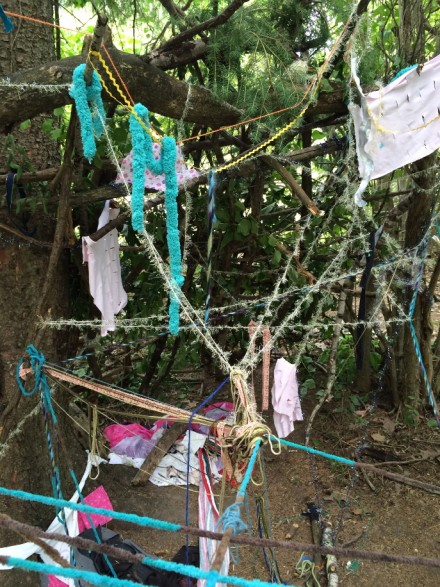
[69,64,105,162]
[2,555,300,587]
[0,5,14,33]
[16,346,65,524]
[217,440,262,542]
[129,103,184,334]
[238,439,262,497]
[407,234,440,424]
[390,64,417,83]
[0,484,181,531]
[271,436,356,466]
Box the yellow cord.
[88,50,162,141]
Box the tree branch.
[0,48,240,131]
[155,0,252,53]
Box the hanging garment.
[198,450,229,587]
[82,201,128,336]
[271,358,303,438]
[350,53,440,206]
[115,143,199,191]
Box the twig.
[155,0,252,53]
[261,154,320,215]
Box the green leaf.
[19,120,31,131]
[220,231,235,250]
[237,218,251,236]
[268,235,278,247]
[272,249,281,265]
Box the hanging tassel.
[129,103,184,334]
[69,64,105,162]
[204,170,218,323]
[0,6,14,33]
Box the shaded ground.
[3,370,440,587]
[91,383,440,587]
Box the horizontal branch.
[0,48,240,131]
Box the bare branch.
[155,0,252,53]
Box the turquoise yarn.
[390,64,417,83]
[129,103,184,334]
[4,555,300,587]
[69,63,105,162]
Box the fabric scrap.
[149,430,207,487]
[350,53,440,206]
[115,143,199,192]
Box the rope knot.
[217,502,247,536]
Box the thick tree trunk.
[396,0,435,411]
[0,4,73,585]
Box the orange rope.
[102,43,135,106]
[5,7,353,148]
[4,10,86,34]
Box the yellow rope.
[88,50,162,141]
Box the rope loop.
[16,344,46,397]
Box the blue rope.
[216,440,262,545]
[2,555,300,587]
[238,439,262,497]
[16,345,65,525]
[0,5,13,32]
[0,484,182,531]
[205,170,218,324]
[69,469,118,578]
[69,64,105,162]
[407,234,440,425]
[271,436,356,466]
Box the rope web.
[2,2,440,586]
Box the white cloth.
[271,358,303,438]
[82,201,127,336]
[149,431,207,487]
[198,453,229,587]
[350,53,440,206]
[0,456,94,587]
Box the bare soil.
[92,381,440,587]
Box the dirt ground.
[4,370,439,587]
[88,381,440,587]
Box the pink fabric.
[48,576,68,587]
[115,143,199,190]
[271,358,303,438]
[104,423,155,448]
[77,486,113,533]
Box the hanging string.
[205,170,218,323]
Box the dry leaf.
[371,432,386,443]
[351,507,363,516]
[382,418,396,434]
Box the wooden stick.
[131,422,187,486]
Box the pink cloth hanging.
[271,357,303,438]
[115,143,199,190]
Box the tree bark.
[0,46,241,132]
